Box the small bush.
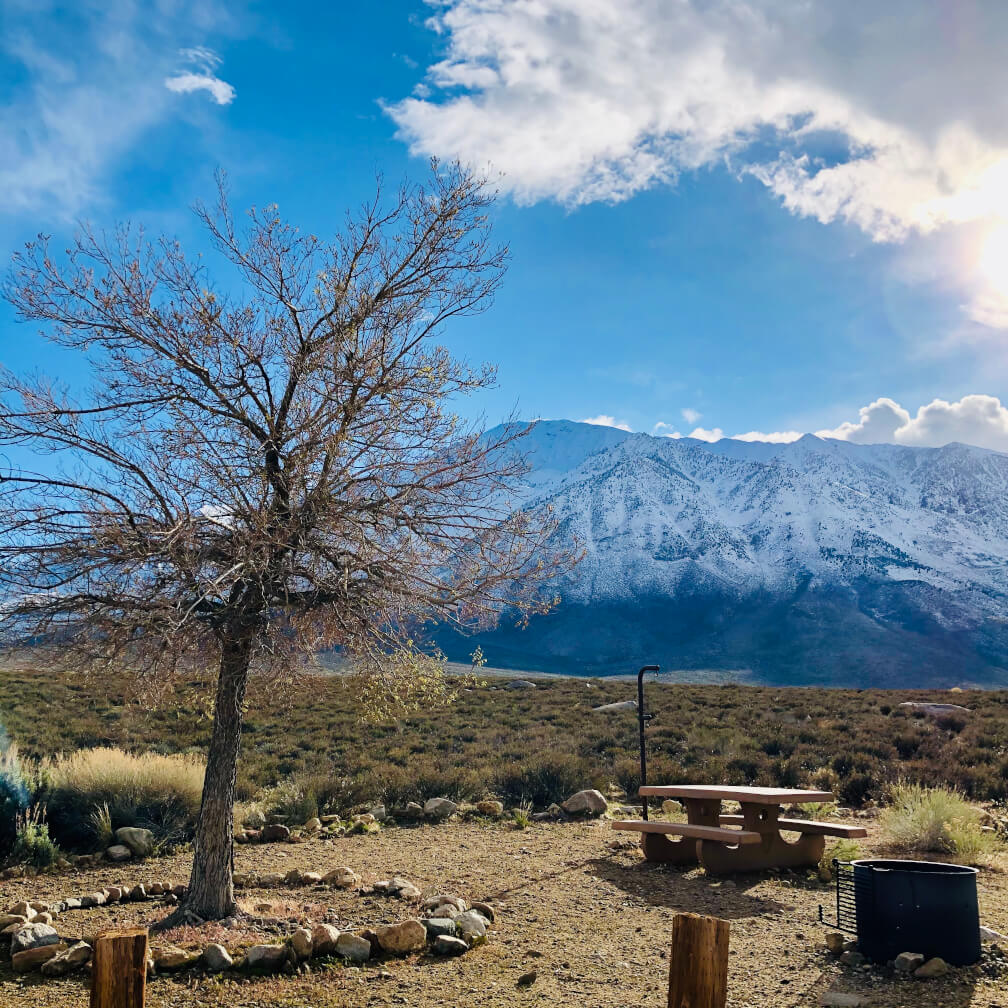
[495,753,601,808]
[880,781,999,865]
[262,779,318,826]
[9,804,60,868]
[1,736,29,859]
[818,838,861,881]
[43,747,204,850]
[512,800,532,830]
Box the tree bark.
[182,631,253,920]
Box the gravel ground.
[1,819,1005,1007]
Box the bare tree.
[0,163,572,922]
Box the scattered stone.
[839,950,864,967]
[245,944,291,971]
[128,885,148,901]
[894,952,925,973]
[152,946,199,971]
[147,883,165,896]
[470,901,496,923]
[260,873,284,887]
[312,924,342,956]
[476,800,505,818]
[825,932,847,954]
[507,679,536,689]
[433,935,469,957]
[335,932,371,963]
[11,923,61,954]
[289,928,314,960]
[28,912,53,925]
[376,919,427,955]
[62,898,82,910]
[422,918,458,940]
[0,914,28,929]
[914,957,950,978]
[260,824,291,843]
[105,845,132,862]
[323,866,359,889]
[300,872,323,886]
[202,943,233,972]
[424,797,459,820]
[6,902,31,917]
[303,817,322,834]
[454,910,490,946]
[517,969,537,987]
[41,941,92,976]
[562,789,608,816]
[80,893,106,908]
[105,887,124,902]
[115,826,155,857]
[12,942,67,973]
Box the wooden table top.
[638,785,835,804]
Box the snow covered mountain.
[436,421,1008,687]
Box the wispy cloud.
[165,47,236,105]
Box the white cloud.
[165,47,235,105]
[0,5,238,217]
[687,427,726,443]
[582,414,632,431]
[389,2,1008,326]
[681,407,702,425]
[818,394,1008,452]
[733,430,804,444]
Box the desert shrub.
[88,802,115,849]
[838,771,875,807]
[263,778,318,825]
[495,752,600,807]
[818,838,861,881]
[880,781,999,864]
[512,800,533,829]
[43,747,204,850]
[9,805,60,868]
[0,736,28,858]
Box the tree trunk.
[182,632,253,920]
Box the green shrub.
[43,747,204,851]
[9,805,60,868]
[880,781,1000,865]
[0,735,28,858]
[512,800,532,830]
[494,752,601,807]
[818,838,861,880]
[263,779,318,826]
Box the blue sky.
[3,1,1008,450]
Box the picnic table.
[611,785,867,873]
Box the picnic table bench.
[611,785,867,873]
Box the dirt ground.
[1,819,1005,1008]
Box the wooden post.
[90,928,148,1008]
[667,912,729,1008]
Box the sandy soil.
[1,819,1005,1008]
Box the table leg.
[639,798,721,864]
[698,802,825,874]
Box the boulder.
[561,789,608,816]
[12,942,67,972]
[323,866,359,889]
[301,872,323,886]
[105,844,132,863]
[245,944,290,971]
[311,924,341,956]
[114,827,155,858]
[335,932,371,963]
[454,910,490,946]
[424,797,458,820]
[303,817,322,834]
[507,679,536,689]
[260,824,291,843]
[152,946,200,970]
[41,941,92,976]
[476,800,504,818]
[80,892,106,908]
[422,918,458,940]
[914,957,950,978]
[105,887,124,902]
[202,944,233,972]
[405,801,424,818]
[128,885,148,901]
[370,804,387,821]
[289,928,313,960]
[894,952,925,973]
[6,901,31,917]
[0,914,28,930]
[376,919,427,955]
[433,935,469,956]
[11,922,60,954]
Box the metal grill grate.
[818,859,860,934]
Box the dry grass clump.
[43,746,204,850]
[880,781,1001,865]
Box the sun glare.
[978,224,1008,290]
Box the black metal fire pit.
[824,858,980,966]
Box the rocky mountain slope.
[436,421,1008,687]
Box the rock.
[260,873,284,887]
[300,872,323,885]
[894,951,925,973]
[391,876,421,899]
[376,919,427,955]
[105,887,123,902]
[323,866,359,889]
[11,922,60,954]
[561,789,608,816]
[981,925,1006,942]
[423,894,467,913]
[335,932,371,963]
[592,699,637,713]
[433,935,469,956]
[289,928,313,960]
[0,914,28,929]
[476,800,504,817]
[517,970,537,987]
[839,950,864,967]
[29,912,53,925]
[422,918,458,940]
[424,797,458,820]
[311,924,341,955]
[151,946,197,970]
[454,910,490,946]
[41,941,92,976]
[914,957,950,978]
[147,883,164,896]
[260,824,291,843]
[353,813,376,825]
[245,944,291,971]
[507,679,536,689]
[369,804,387,821]
[80,892,106,908]
[429,904,459,919]
[470,901,496,923]
[12,942,67,972]
[62,898,82,910]
[303,817,322,834]
[6,901,31,917]
[825,932,847,954]
[405,801,424,817]
[818,994,866,1007]
[202,943,233,972]
[114,826,155,857]
[105,844,132,862]
[128,885,148,901]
